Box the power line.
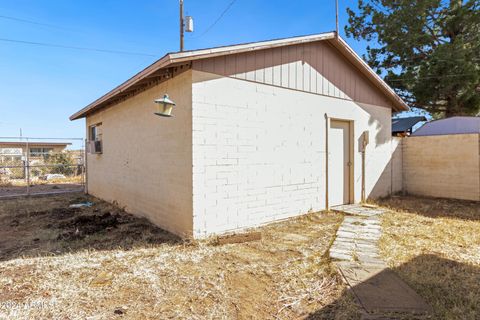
[194,0,238,38]
[380,57,480,65]
[0,37,157,57]
[0,14,67,30]
[364,56,480,72]
[359,49,480,64]
[387,73,478,82]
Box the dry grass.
[0,193,360,319]
[32,175,83,185]
[1,175,83,187]
[0,180,13,187]
[376,196,480,320]
[0,182,83,198]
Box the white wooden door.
[329,120,351,206]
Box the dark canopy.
[392,116,427,135]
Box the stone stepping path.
[330,204,432,317]
[332,204,387,217]
[330,206,386,267]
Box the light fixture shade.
[154,94,176,117]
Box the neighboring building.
[70,32,408,239]
[413,116,480,136]
[392,116,427,136]
[0,141,71,162]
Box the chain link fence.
[0,137,85,198]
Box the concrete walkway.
[330,204,431,318]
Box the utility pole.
[335,0,339,38]
[180,0,185,51]
[179,1,194,51]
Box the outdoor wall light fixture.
[154,94,176,117]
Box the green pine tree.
[345,0,480,118]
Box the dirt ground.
[3,193,477,319]
[377,196,480,320]
[1,175,84,198]
[0,183,84,198]
[0,193,359,320]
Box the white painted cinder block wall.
[86,71,193,238]
[191,71,393,238]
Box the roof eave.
[331,37,409,112]
[69,54,173,120]
[70,31,408,120]
[69,32,338,121]
[0,142,72,146]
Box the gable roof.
[70,32,408,120]
[392,116,427,134]
[412,116,480,136]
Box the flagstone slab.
[330,204,432,317]
[336,262,432,315]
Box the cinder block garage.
[70,32,408,239]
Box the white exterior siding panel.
[191,70,393,238]
[193,41,392,108]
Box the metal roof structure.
[392,116,427,135]
[412,116,480,136]
[70,32,409,121]
[0,141,72,146]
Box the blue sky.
[0,0,377,144]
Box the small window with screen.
[88,123,103,154]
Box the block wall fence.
[395,133,480,201]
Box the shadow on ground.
[308,195,480,319]
[377,195,480,221]
[0,193,181,262]
[306,254,480,319]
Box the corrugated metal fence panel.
[192,41,392,108]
